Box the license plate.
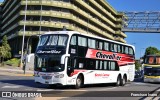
[45,81,49,84]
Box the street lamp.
[20,0,27,74]
[39,0,42,34]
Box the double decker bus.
[34,31,135,88]
[143,55,160,82]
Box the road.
[0,75,160,100]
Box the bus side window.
[96,60,99,70]
[110,62,115,70]
[99,41,103,50]
[104,42,109,51]
[110,43,114,52]
[129,47,134,55]
[125,46,129,54]
[103,61,107,70]
[99,61,103,70]
[114,44,118,52]
[78,58,86,69]
[87,59,95,70]
[88,38,96,49]
[96,40,103,50]
[121,45,125,53]
[149,57,154,64]
[118,45,121,53]
[78,36,87,47]
[108,61,119,71]
[156,57,160,64]
[70,35,77,45]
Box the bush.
[5,58,20,67]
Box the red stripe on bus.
[70,70,86,76]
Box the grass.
[4,58,20,67]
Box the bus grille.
[42,76,52,80]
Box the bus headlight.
[34,72,40,77]
[54,74,64,78]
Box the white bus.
[34,31,135,89]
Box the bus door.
[66,57,76,85]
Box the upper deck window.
[38,35,48,46]
[38,34,68,46]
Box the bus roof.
[42,31,135,48]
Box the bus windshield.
[34,56,64,72]
[144,67,160,76]
[144,56,160,64]
[38,34,68,47]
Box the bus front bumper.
[144,78,160,83]
[34,73,66,85]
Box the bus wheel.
[116,76,121,86]
[49,84,57,89]
[121,76,127,86]
[75,75,83,89]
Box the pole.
[20,0,27,74]
[26,36,31,54]
[39,0,42,34]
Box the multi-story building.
[0,0,127,57]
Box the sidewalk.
[0,65,34,76]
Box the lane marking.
[37,89,87,91]
[25,88,34,91]
[2,85,22,88]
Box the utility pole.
[20,0,27,74]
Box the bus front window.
[144,67,160,76]
[35,56,64,72]
[38,34,68,47]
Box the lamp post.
[39,0,42,35]
[20,0,27,74]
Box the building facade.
[0,0,127,57]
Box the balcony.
[2,13,19,30]
[89,0,116,21]
[99,0,117,15]
[2,3,21,23]
[74,0,116,28]
[115,31,127,38]
[115,37,126,43]
[20,0,116,34]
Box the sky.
[107,0,160,59]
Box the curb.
[0,67,34,76]
[15,73,34,76]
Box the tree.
[144,46,160,55]
[135,60,141,70]
[0,35,11,64]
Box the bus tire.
[121,75,127,86]
[116,75,121,86]
[49,84,57,89]
[75,75,83,89]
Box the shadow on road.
[0,76,48,89]
[134,77,143,82]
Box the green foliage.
[135,60,141,70]
[4,58,20,67]
[0,36,11,57]
[1,35,11,58]
[145,46,160,55]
